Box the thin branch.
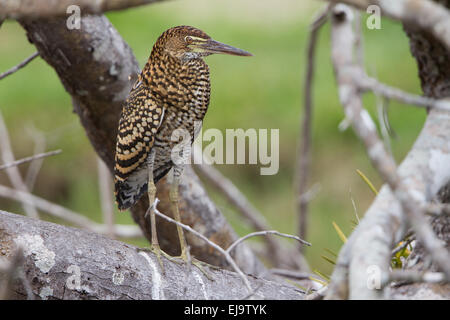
[193,161,271,236]
[151,198,253,294]
[391,236,415,256]
[152,198,312,296]
[24,125,46,191]
[358,75,450,112]
[0,184,142,238]
[226,230,311,255]
[97,157,115,238]
[0,150,61,171]
[353,10,364,69]
[376,94,393,157]
[0,52,39,80]
[193,148,307,270]
[0,112,39,219]
[296,5,330,251]
[269,268,314,280]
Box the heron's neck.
[142,51,210,109]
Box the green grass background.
[0,0,425,276]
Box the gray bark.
[325,2,450,299]
[0,0,163,19]
[398,0,450,287]
[0,211,304,300]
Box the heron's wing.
[114,82,164,210]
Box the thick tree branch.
[0,0,164,19]
[326,5,450,299]
[0,211,305,300]
[324,0,450,50]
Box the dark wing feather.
[114,83,164,210]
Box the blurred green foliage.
[0,0,426,275]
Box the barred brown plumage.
[113,25,252,266]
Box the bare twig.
[0,150,62,171]
[97,157,115,238]
[152,196,312,296]
[320,2,450,113]
[358,75,450,112]
[193,149,308,270]
[24,125,46,191]
[226,230,311,255]
[298,183,321,206]
[0,112,39,219]
[0,184,142,238]
[391,236,415,256]
[269,268,314,280]
[376,94,393,157]
[193,161,271,238]
[296,5,330,251]
[151,198,253,294]
[353,10,364,69]
[0,52,39,80]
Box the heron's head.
[157,25,252,62]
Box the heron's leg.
[168,163,213,280]
[169,164,188,261]
[146,149,164,270]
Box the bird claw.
[190,259,214,281]
[166,253,214,281]
[150,243,167,273]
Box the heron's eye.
[185,36,193,44]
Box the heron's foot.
[165,251,214,280]
[190,258,214,281]
[149,243,166,272]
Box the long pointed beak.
[199,39,253,56]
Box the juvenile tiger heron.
[114,26,252,267]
